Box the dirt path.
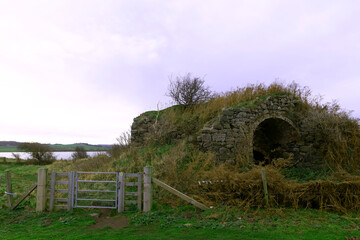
[88,209,129,229]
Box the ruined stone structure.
[132,93,324,169]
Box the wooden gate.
[49,171,142,212]
[49,171,75,211]
[118,172,142,212]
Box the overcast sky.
[0,0,359,144]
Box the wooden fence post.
[143,166,152,212]
[5,170,13,209]
[261,168,269,207]
[36,168,48,212]
[67,172,73,210]
[137,172,142,211]
[118,172,125,212]
[49,171,56,211]
[152,178,209,210]
[11,183,37,210]
[71,171,75,210]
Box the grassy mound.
[49,82,360,211]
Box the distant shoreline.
[0,150,108,152]
[0,142,111,152]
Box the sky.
[0,0,359,144]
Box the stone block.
[222,109,234,116]
[201,127,213,134]
[213,133,226,142]
[219,147,230,155]
[223,123,231,129]
[300,146,311,152]
[305,136,314,142]
[202,134,212,142]
[219,116,228,124]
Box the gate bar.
[77,189,117,193]
[77,180,117,183]
[77,198,116,202]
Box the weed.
[283,167,330,182]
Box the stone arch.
[249,114,300,164]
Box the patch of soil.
[184,212,201,219]
[89,209,129,230]
[42,218,52,227]
[7,215,27,225]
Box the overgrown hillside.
[51,82,360,212]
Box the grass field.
[0,207,359,239]
[0,144,110,152]
[0,162,43,208]
[0,146,19,152]
[1,162,360,239]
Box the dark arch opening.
[253,118,299,165]
[253,150,267,165]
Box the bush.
[167,73,214,107]
[71,146,88,160]
[108,131,131,159]
[18,142,55,165]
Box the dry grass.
[301,101,360,171]
[152,81,360,171]
[49,154,115,180]
[48,81,360,211]
[192,165,360,213]
[160,81,311,130]
[152,151,360,213]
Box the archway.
[252,117,299,165]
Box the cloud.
[1,0,359,144]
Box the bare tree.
[116,130,131,147]
[108,131,131,159]
[167,73,214,107]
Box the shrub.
[108,131,131,159]
[18,142,55,165]
[167,73,214,107]
[71,146,88,160]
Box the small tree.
[18,142,55,165]
[71,146,88,160]
[108,131,131,159]
[167,73,214,107]
[11,153,21,163]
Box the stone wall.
[131,94,325,169]
[197,94,324,168]
[131,112,157,146]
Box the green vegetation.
[1,151,360,239]
[0,161,44,208]
[48,143,110,152]
[18,142,56,165]
[232,92,291,109]
[71,147,88,160]
[0,143,110,152]
[0,207,359,239]
[1,81,360,239]
[0,146,18,152]
[282,167,331,182]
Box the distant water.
[0,151,107,160]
